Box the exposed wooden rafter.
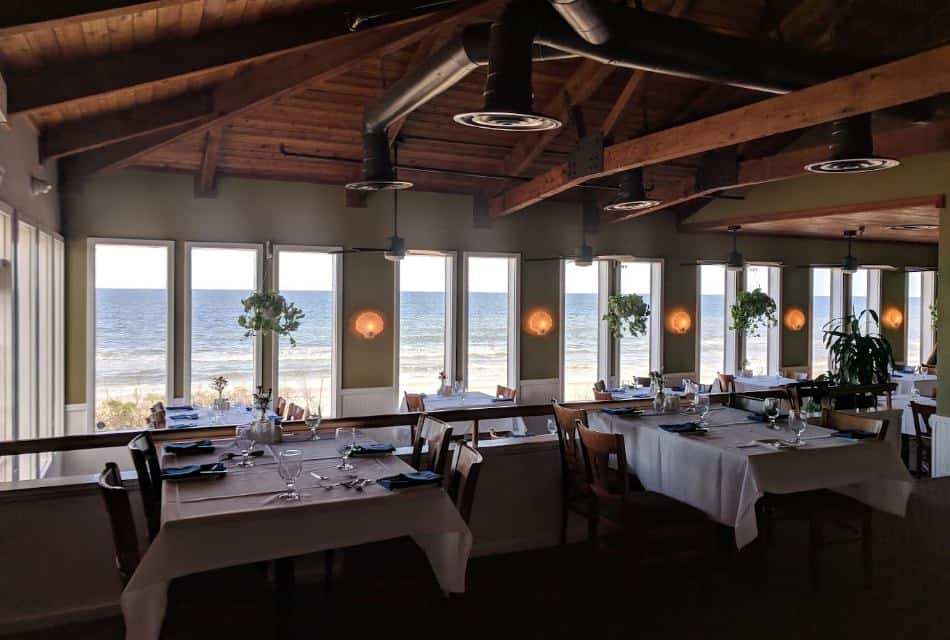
[194,125,223,198]
[487,44,950,218]
[0,1,180,35]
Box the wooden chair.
[575,423,707,569]
[404,392,425,412]
[592,380,607,393]
[275,396,287,417]
[788,382,825,415]
[635,377,652,387]
[496,385,517,401]
[717,373,736,393]
[822,382,895,411]
[730,390,790,414]
[150,401,165,413]
[910,401,935,477]
[593,391,613,401]
[286,403,304,421]
[410,416,453,478]
[128,432,163,541]
[552,402,590,545]
[763,411,889,589]
[147,408,166,430]
[97,462,141,586]
[448,443,484,525]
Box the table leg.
[274,557,295,639]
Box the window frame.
[183,241,263,404]
[394,251,457,405]
[613,258,663,384]
[696,263,727,383]
[809,267,844,377]
[558,258,607,401]
[271,244,342,417]
[461,252,520,392]
[0,204,13,481]
[87,237,176,430]
[726,263,782,375]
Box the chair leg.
[917,438,924,477]
[862,508,873,590]
[274,557,296,639]
[324,549,335,595]
[808,512,822,590]
[560,485,569,546]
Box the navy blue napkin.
[161,462,226,480]
[747,414,789,422]
[833,429,877,440]
[902,365,916,373]
[349,443,396,457]
[660,422,702,433]
[165,440,214,455]
[170,413,199,420]
[169,423,197,429]
[671,385,685,392]
[378,471,442,490]
[220,449,265,460]
[608,388,624,393]
[492,397,514,402]
[166,405,194,411]
[890,373,904,378]
[601,407,641,416]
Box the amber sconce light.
[525,309,554,336]
[353,311,385,339]
[784,307,807,332]
[882,306,904,330]
[666,309,692,335]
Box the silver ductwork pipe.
[548,0,610,45]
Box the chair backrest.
[449,443,484,525]
[128,432,162,541]
[552,402,587,476]
[592,379,607,392]
[404,392,425,412]
[150,401,165,414]
[286,403,304,421]
[635,376,651,387]
[821,409,889,440]
[788,382,824,415]
[496,385,517,400]
[276,396,287,417]
[97,462,141,587]
[411,416,453,477]
[576,422,628,500]
[910,401,936,438]
[593,391,613,401]
[730,390,789,414]
[717,374,736,393]
[147,408,166,429]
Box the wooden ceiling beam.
[40,91,213,161]
[7,1,476,116]
[488,44,950,217]
[194,125,223,198]
[61,1,498,180]
[0,1,183,36]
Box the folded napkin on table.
[161,462,226,480]
[169,423,197,429]
[166,405,194,411]
[600,407,641,417]
[492,397,514,402]
[670,385,685,392]
[902,365,916,373]
[833,429,877,440]
[747,414,788,422]
[607,388,624,393]
[890,373,904,378]
[378,470,442,490]
[219,449,265,460]
[349,443,396,457]
[659,422,703,434]
[164,440,214,455]
[169,413,199,420]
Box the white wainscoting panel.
[65,404,88,436]
[338,387,397,418]
[518,378,560,404]
[931,414,950,478]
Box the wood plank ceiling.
[2,0,948,213]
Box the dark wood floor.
[10,477,950,640]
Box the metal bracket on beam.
[568,133,604,180]
[695,146,739,193]
[582,200,600,235]
[473,193,493,229]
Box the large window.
[187,244,262,404]
[742,265,781,375]
[91,241,173,430]
[851,268,881,332]
[275,247,339,417]
[465,254,518,395]
[698,265,726,384]
[16,221,37,479]
[398,253,454,399]
[810,268,845,378]
[618,260,662,383]
[907,271,936,367]
[562,260,601,401]
[0,210,12,481]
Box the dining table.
[588,406,913,548]
[400,391,528,438]
[164,404,278,429]
[733,374,798,393]
[121,435,472,640]
[889,372,937,397]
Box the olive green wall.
[881,270,907,365]
[63,169,939,406]
[781,268,810,368]
[0,116,60,234]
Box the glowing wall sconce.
[525,309,554,336]
[666,309,692,335]
[882,306,904,330]
[783,307,807,332]
[353,310,385,339]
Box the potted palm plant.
[820,310,894,409]
[603,293,651,340]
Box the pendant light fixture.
[603,168,661,212]
[725,225,744,272]
[804,114,900,174]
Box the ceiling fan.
[524,206,631,266]
[330,188,442,262]
[681,225,749,272]
[799,228,896,273]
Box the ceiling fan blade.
[525,256,568,262]
[797,263,841,268]
[680,260,726,266]
[409,249,449,257]
[861,264,898,271]
[905,266,937,272]
[352,247,388,253]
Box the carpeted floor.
[9,477,950,640]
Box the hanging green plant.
[822,310,894,385]
[930,301,939,332]
[730,288,777,337]
[237,290,305,346]
[603,293,650,339]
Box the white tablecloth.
[589,407,913,548]
[401,391,527,436]
[890,373,937,397]
[733,375,798,392]
[122,438,472,640]
[607,387,685,401]
[165,405,273,429]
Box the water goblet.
[763,397,781,430]
[276,450,303,501]
[233,424,255,467]
[696,394,711,427]
[335,427,356,471]
[789,414,808,445]
[304,409,322,441]
[546,418,557,435]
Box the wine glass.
[546,418,557,435]
[276,450,303,501]
[335,427,356,471]
[789,414,808,445]
[304,408,322,440]
[233,424,255,467]
[696,394,711,427]
[763,397,781,430]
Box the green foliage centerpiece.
[821,310,894,386]
[237,290,304,346]
[729,288,777,337]
[603,293,651,340]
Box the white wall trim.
[65,403,88,436]
[931,414,950,478]
[338,386,397,417]
[518,377,561,403]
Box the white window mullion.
[922,271,936,364]
[724,269,738,375]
